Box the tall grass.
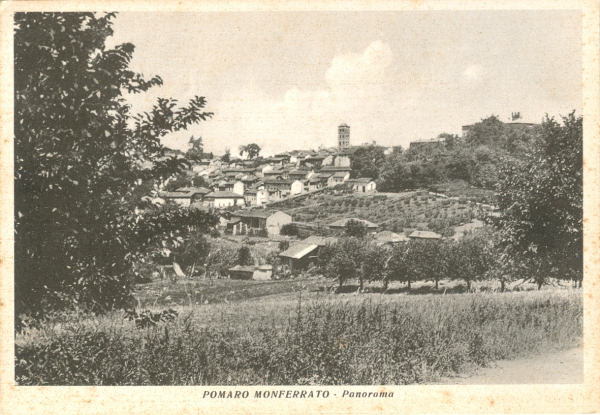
[15,290,582,385]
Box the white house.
[233,181,244,196]
[347,178,377,193]
[244,188,269,206]
[327,171,350,187]
[290,180,304,195]
[231,210,292,235]
[203,191,245,208]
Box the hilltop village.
[158,124,376,210]
[150,120,524,279]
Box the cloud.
[462,64,484,83]
[186,40,400,155]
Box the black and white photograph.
[2,1,599,413]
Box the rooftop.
[374,230,409,243]
[347,177,373,184]
[231,210,275,219]
[408,230,442,239]
[328,218,379,229]
[205,191,245,199]
[279,243,319,259]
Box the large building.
[338,123,350,149]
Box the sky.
[109,10,582,156]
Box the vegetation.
[344,219,368,238]
[15,290,582,385]
[494,113,583,289]
[14,12,216,315]
[239,143,261,159]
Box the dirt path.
[437,347,583,384]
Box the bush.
[280,223,299,236]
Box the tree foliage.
[14,12,215,315]
[239,143,261,159]
[350,145,385,179]
[344,219,368,238]
[495,113,583,287]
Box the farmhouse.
[328,218,379,232]
[408,230,442,240]
[204,191,245,208]
[346,178,377,193]
[279,242,319,273]
[230,210,292,235]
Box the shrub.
[280,223,299,236]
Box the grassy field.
[16,284,582,385]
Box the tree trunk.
[407,280,411,290]
[383,278,389,291]
[435,279,439,290]
[500,279,505,292]
[537,279,543,290]
[466,280,471,291]
[338,278,343,292]
[359,276,363,291]
[578,279,582,288]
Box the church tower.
[338,123,350,149]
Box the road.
[437,347,583,384]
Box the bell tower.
[338,124,350,149]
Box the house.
[228,265,256,280]
[374,231,409,246]
[327,171,350,187]
[264,178,292,196]
[203,191,245,208]
[231,210,292,235]
[244,188,269,207]
[307,177,322,192]
[158,187,211,207]
[228,265,273,280]
[408,230,442,240]
[319,165,352,173]
[263,168,287,180]
[328,218,379,232]
[301,154,325,168]
[232,181,244,196]
[289,169,310,181]
[316,172,334,187]
[279,242,319,273]
[346,178,377,193]
[290,180,304,195]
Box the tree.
[350,145,385,179]
[185,135,204,162]
[387,243,411,289]
[237,245,253,266]
[361,243,391,291]
[464,115,507,146]
[14,13,215,315]
[444,235,491,290]
[345,219,368,238]
[495,113,583,288]
[239,143,261,159]
[221,148,231,163]
[324,238,362,291]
